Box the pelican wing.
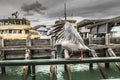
[64,22,84,44]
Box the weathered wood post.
[0,37,6,74]
[56,44,62,58]
[26,34,31,47]
[64,49,72,80]
[22,34,32,80]
[88,51,93,70]
[26,34,32,74]
[105,33,110,45]
[22,48,31,80]
[50,37,57,80]
[104,49,109,68]
[50,50,56,80]
[31,65,35,80]
[88,34,93,44]
[91,49,108,79]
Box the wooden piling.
[26,35,32,74]
[50,50,56,80]
[64,49,72,80]
[31,65,36,80]
[104,49,109,68]
[22,34,32,80]
[88,34,93,44]
[0,37,6,74]
[26,34,31,47]
[88,51,93,70]
[91,50,108,79]
[105,33,110,45]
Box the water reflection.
[0,63,120,80]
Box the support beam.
[107,48,120,70]
[64,49,72,80]
[90,50,108,79]
[0,37,6,74]
[0,57,120,66]
[31,65,36,80]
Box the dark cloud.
[0,0,120,20]
[21,1,46,16]
[46,0,120,18]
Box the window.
[0,22,2,25]
[18,30,22,33]
[16,20,20,24]
[9,29,12,34]
[2,30,8,34]
[25,30,29,34]
[13,30,17,34]
[9,20,14,24]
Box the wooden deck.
[0,37,53,60]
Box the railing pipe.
[0,57,120,66]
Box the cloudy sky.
[0,0,120,26]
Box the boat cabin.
[0,18,40,39]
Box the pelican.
[48,21,91,60]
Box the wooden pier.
[0,36,120,80]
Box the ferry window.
[16,20,20,25]
[0,22,2,25]
[25,30,29,34]
[1,30,3,34]
[9,20,14,24]
[18,30,22,33]
[9,29,12,34]
[13,30,17,34]
[2,30,8,34]
[22,20,26,25]
[4,21,9,25]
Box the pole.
[0,57,120,66]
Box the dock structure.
[107,48,120,70]
[0,36,53,80]
[0,35,120,80]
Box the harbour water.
[0,63,120,80]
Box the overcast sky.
[0,0,120,26]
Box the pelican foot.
[79,56,83,61]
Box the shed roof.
[77,19,108,27]
[77,16,120,29]
[87,16,120,29]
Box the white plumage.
[58,22,89,50]
[48,21,90,60]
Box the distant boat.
[0,12,40,39]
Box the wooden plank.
[105,34,110,45]
[26,35,31,47]
[0,37,6,74]
[91,50,108,79]
[5,50,25,59]
[107,48,120,70]
[4,39,26,47]
[88,44,120,49]
[50,51,56,80]
[0,46,52,51]
[31,39,51,46]
[64,49,72,80]
[5,49,51,60]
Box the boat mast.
[64,1,67,20]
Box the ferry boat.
[0,12,40,39]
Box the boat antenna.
[64,1,67,20]
[12,11,19,19]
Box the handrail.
[0,57,120,66]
